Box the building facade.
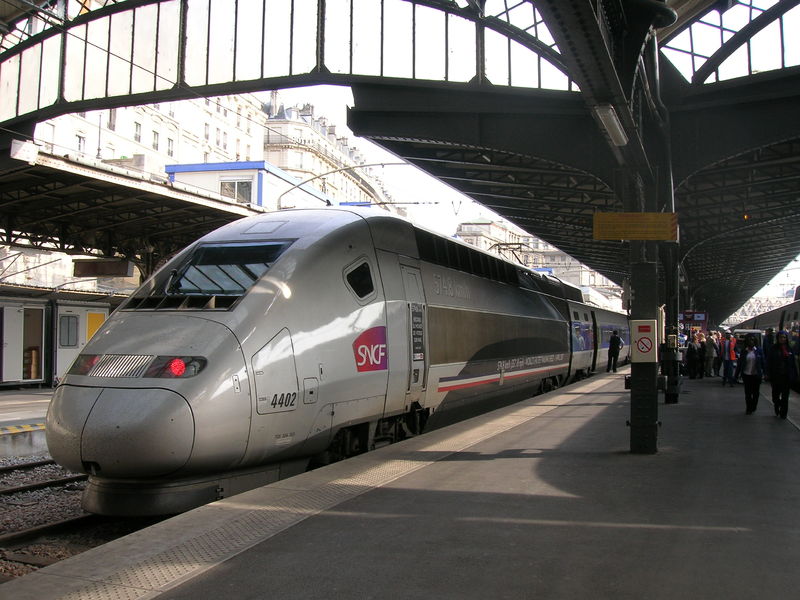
[35,95,268,176]
[262,98,403,215]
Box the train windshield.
[125,241,293,310]
[168,243,288,295]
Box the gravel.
[0,454,89,582]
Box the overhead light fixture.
[593,104,629,147]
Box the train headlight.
[144,356,207,378]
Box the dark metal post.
[630,259,659,453]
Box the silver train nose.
[47,385,194,477]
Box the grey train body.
[46,208,629,516]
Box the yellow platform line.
[0,422,46,435]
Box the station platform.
[3,370,800,599]
[0,388,51,457]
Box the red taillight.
[67,354,101,375]
[168,358,186,377]
[143,356,207,378]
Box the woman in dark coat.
[734,335,765,415]
[767,330,797,419]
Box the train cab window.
[345,261,375,300]
[59,315,79,348]
[169,243,290,295]
[125,241,293,310]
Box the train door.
[400,265,428,405]
[1,304,44,383]
[56,305,109,380]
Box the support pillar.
[630,260,659,454]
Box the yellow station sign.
[593,212,678,241]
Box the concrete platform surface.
[0,388,51,457]
[0,388,51,428]
[3,370,800,599]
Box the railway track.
[0,458,56,473]
[0,456,168,581]
[0,513,164,582]
[0,458,87,496]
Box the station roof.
[0,152,253,269]
[347,1,800,324]
[2,0,800,325]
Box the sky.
[272,85,496,236]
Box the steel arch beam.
[0,0,577,129]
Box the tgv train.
[46,208,629,516]
[735,298,800,333]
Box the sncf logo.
[353,326,388,372]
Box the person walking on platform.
[767,330,797,419]
[734,335,765,414]
[686,333,700,379]
[695,333,707,379]
[762,328,775,377]
[721,332,738,387]
[607,330,623,373]
[712,331,723,376]
[705,331,719,377]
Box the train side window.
[59,315,79,348]
[345,261,375,300]
[573,311,579,320]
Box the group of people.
[683,328,797,418]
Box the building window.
[152,131,159,150]
[220,179,252,204]
[203,152,209,163]
[236,138,240,159]
[76,135,86,153]
[246,144,251,161]
[167,138,174,157]
[204,123,210,141]
[134,122,141,142]
[292,151,304,169]
[216,128,221,146]
[107,108,117,131]
[223,131,228,150]
[168,104,175,117]
[236,109,241,127]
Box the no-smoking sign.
[637,337,653,353]
[631,320,658,363]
